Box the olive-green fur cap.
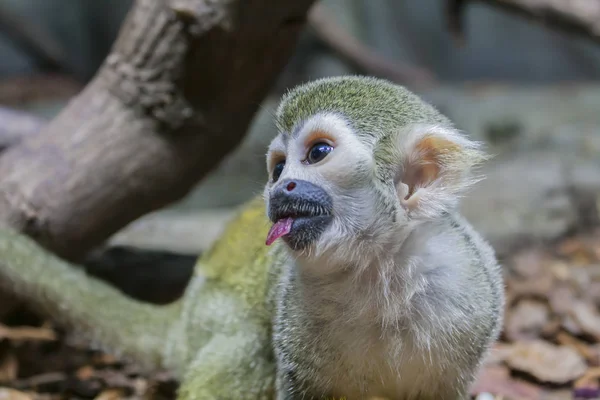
[275,76,451,139]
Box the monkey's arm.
[0,227,181,371]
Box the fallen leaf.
[92,353,118,365]
[506,340,587,384]
[76,365,95,380]
[541,317,561,337]
[0,388,32,400]
[587,281,600,307]
[94,388,125,400]
[549,261,571,282]
[548,285,576,316]
[557,237,596,264]
[0,324,56,342]
[0,353,17,383]
[562,314,584,336]
[571,267,600,295]
[586,344,600,367]
[505,299,549,341]
[574,367,600,389]
[471,365,543,399]
[571,301,600,340]
[511,248,549,278]
[543,389,577,400]
[485,342,514,366]
[556,331,598,364]
[12,372,66,390]
[557,237,585,257]
[506,273,554,300]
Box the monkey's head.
[264,76,486,265]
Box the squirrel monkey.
[0,76,504,399]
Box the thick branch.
[308,3,435,87]
[0,0,315,261]
[448,0,600,44]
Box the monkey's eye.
[307,142,333,164]
[272,161,285,182]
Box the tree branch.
[448,0,600,44]
[308,3,436,87]
[0,0,316,261]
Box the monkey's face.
[264,76,488,266]
[264,113,385,257]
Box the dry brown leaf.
[541,317,561,338]
[587,281,600,307]
[505,299,549,341]
[510,249,549,278]
[586,344,600,367]
[570,267,600,296]
[12,372,66,390]
[0,388,33,400]
[76,365,95,380]
[557,237,596,264]
[574,367,600,389]
[543,390,580,400]
[571,301,600,340]
[506,340,587,384]
[0,353,17,383]
[556,237,584,256]
[94,388,126,400]
[549,261,571,282]
[548,285,576,316]
[556,331,598,364]
[92,353,118,365]
[131,377,148,397]
[506,273,554,300]
[485,342,514,366]
[0,324,56,342]
[471,365,544,399]
[562,314,584,336]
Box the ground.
[0,231,599,399]
[0,308,177,399]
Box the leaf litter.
[475,228,600,399]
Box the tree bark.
[0,0,315,261]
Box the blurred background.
[2,1,600,399]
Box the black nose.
[268,179,333,221]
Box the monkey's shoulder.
[193,196,284,313]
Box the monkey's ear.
[394,125,488,219]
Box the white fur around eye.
[291,113,373,186]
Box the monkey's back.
[192,195,283,326]
[172,196,281,398]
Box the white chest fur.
[290,246,469,399]
[307,285,440,399]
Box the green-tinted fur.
[276,75,450,139]
[0,76,490,399]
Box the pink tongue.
[266,217,294,245]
